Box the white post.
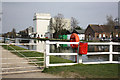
[46,40,50,68]
[77,53,79,63]
[109,42,113,63]
[77,42,82,64]
[79,55,82,63]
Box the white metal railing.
[1,41,120,69]
[85,42,120,64]
[1,43,45,74]
[45,41,79,68]
[45,41,120,67]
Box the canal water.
[2,37,120,62]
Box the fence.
[45,41,120,68]
[84,42,120,64]
[1,41,120,73]
[1,43,45,74]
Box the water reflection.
[16,39,46,53]
[113,45,120,52]
[88,45,109,52]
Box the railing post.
[45,40,50,68]
[77,53,79,63]
[109,42,113,63]
[77,44,82,64]
[78,55,82,63]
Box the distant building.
[33,13,71,38]
[85,24,120,41]
[18,26,34,38]
[67,29,85,40]
[33,13,51,38]
[27,26,34,36]
[19,29,28,38]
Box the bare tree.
[71,17,79,30]
[106,15,115,30]
[11,28,16,38]
[49,13,67,38]
[105,15,119,39]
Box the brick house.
[85,24,120,41]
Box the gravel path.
[1,46,61,78]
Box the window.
[106,36,107,38]
[103,34,105,37]
[97,36,99,38]
[115,26,119,29]
[99,34,101,38]
[110,35,112,38]
[41,35,43,37]
[116,34,118,37]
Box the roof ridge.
[89,24,99,26]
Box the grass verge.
[43,64,119,78]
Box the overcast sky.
[2,2,118,33]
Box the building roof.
[71,29,85,34]
[88,24,112,33]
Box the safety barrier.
[45,41,79,68]
[84,42,120,64]
[1,43,45,74]
[45,41,120,68]
[1,41,120,71]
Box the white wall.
[33,13,51,38]
[36,20,50,38]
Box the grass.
[50,56,74,64]
[2,45,44,57]
[43,64,119,78]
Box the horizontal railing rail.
[45,41,120,67]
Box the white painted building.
[33,13,51,38]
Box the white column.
[45,40,50,68]
[109,42,113,63]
